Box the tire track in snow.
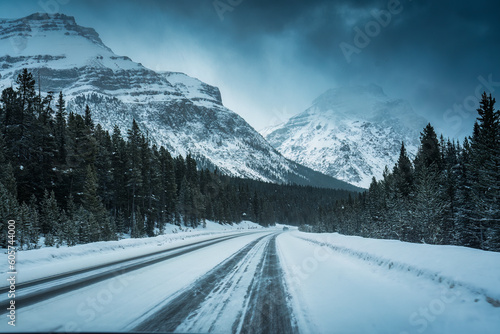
[0,233,250,311]
[238,234,298,334]
[134,233,298,333]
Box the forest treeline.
[305,92,500,252]
[1,69,498,252]
[0,69,352,249]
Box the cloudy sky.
[1,0,499,139]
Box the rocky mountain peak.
[262,86,428,188]
[0,13,358,191]
[0,13,108,54]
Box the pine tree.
[367,177,385,238]
[27,195,40,249]
[0,182,19,247]
[64,195,79,246]
[54,91,67,166]
[414,123,442,174]
[469,93,500,250]
[94,125,113,209]
[393,142,414,198]
[111,125,128,218]
[412,164,446,244]
[82,164,108,230]
[0,134,17,198]
[84,104,94,131]
[13,70,39,204]
[40,190,59,235]
[127,119,143,233]
[66,112,97,203]
[159,146,177,225]
[16,69,37,115]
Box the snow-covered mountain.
[261,85,428,188]
[0,13,359,191]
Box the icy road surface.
[1,229,499,333]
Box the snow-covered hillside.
[0,13,357,191]
[262,84,428,188]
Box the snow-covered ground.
[277,230,500,334]
[0,220,264,285]
[2,224,498,333]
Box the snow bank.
[277,231,500,334]
[294,231,500,302]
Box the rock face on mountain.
[262,85,428,188]
[0,13,359,191]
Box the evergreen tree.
[412,164,446,244]
[414,123,442,174]
[40,190,59,236]
[393,142,414,198]
[0,134,17,198]
[0,182,19,247]
[111,125,128,218]
[54,91,67,166]
[469,93,500,250]
[64,194,79,246]
[66,112,97,203]
[84,104,94,131]
[82,165,105,217]
[12,70,39,204]
[127,119,143,233]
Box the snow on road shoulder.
[0,221,264,285]
[276,231,500,334]
[293,231,500,301]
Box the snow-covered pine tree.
[127,119,143,234]
[469,93,500,251]
[414,123,442,174]
[40,190,59,236]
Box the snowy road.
[0,230,298,333]
[1,229,499,333]
[0,233,250,308]
[134,232,297,333]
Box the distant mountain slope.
[262,85,428,188]
[0,13,359,191]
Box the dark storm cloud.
[1,0,499,138]
[216,0,500,138]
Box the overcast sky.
[1,0,499,139]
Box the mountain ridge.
[262,85,428,188]
[0,13,360,192]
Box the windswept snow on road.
[0,220,264,285]
[134,233,297,334]
[3,225,498,333]
[0,231,273,333]
[276,231,500,334]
